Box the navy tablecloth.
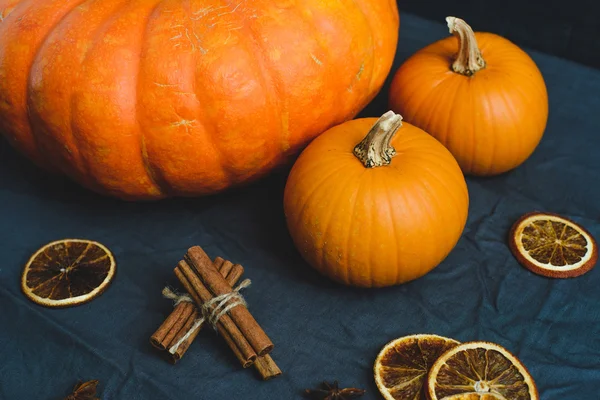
[1,13,599,400]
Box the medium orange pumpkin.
[389,17,548,176]
[0,0,398,200]
[283,111,469,287]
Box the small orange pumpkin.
[283,111,469,287]
[389,17,548,176]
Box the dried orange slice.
[509,212,597,278]
[374,334,460,400]
[21,239,116,308]
[427,341,538,400]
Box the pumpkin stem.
[446,16,486,76]
[353,111,402,168]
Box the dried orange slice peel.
[374,334,460,400]
[21,239,116,308]
[427,341,538,400]
[509,212,597,278]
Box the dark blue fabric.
[400,0,600,69]
[1,13,599,400]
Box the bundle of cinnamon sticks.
[150,247,281,380]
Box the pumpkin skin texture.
[0,0,399,200]
[389,17,548,176]
[283,113,469,288]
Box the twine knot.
[165,279,252,355]
[202,279,251,328]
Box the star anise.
[305,381,366,400]
[64,380,100,400]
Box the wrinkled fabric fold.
[0,12,599,399]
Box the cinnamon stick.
[150,258,227,350]
[167,308,199,362]
[175,261,257,367]
[174,252,282,379]
[168,261,244,363]
[150,301,195,350]
[216,257,234,279]
[185,246,274,356]
[151,258,227,354]
[161,302,194,348]
[175,263,282,377]
[254,355,282,380]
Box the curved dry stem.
[353,111,403,168]
[446,16,486,76]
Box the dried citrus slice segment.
[427,341,538,400]
[21,239,116,308]
[374,334,460,400]
[509,212,597,278]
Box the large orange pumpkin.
[0,0,399,200]
[389,17,548,176]
[284,111,469,287]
